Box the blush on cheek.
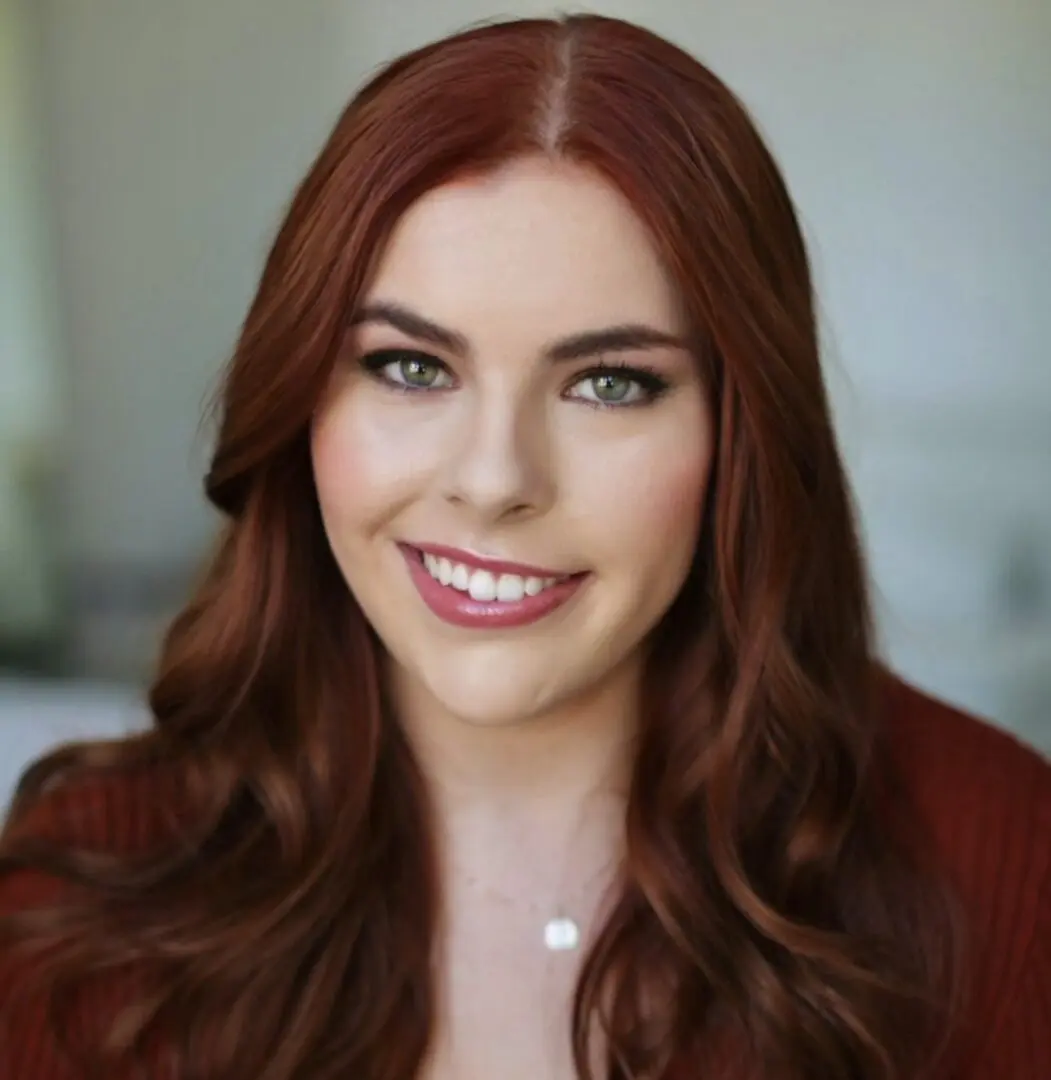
[658,457,711,529]
[621,457,711,598]
[312,392,447,537]
[311,424,351,504]
[312,387,386,494]
[311,406,371,537]
[631,436,711,530]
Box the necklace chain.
[456,848,621,951]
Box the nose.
[440,395,554,523]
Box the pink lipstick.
[398,543,588,629]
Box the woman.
[1,14,1047,1080]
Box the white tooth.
[424,554,439,575]
[451,563,470,591]
[438,558,453,585]
[524,576,545,596]
[496,574,526,602]
[467,569,497,601]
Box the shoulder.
[878,673,1050,851]
[2,764,175,856]
[0,766,180,1077]
[0,763,181,919]
[877,674,1051,1075]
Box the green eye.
[398,354,443,387]
[589,372,634,403]
[361,349,453,391]
[566,365,671,408]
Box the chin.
[418,660,570,729]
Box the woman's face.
[312,156,712,728]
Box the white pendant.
[543,916,580,951]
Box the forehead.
[366,156,683,345]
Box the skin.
[311,155,712,1078]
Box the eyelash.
[359,349,672,408]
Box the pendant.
[543,916,580,951]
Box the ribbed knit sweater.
[0,678,1048,1077]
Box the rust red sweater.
[0,679,1048,1077]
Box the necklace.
[543,914,582,951]
[458,858,618,951]
[453,806,623,952]
[543,853,620,951]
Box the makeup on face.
[311,156,712,729]
[351,302,685,412]
[398,542,591,629]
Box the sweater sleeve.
[958,738,1051,1077]
[0,869,86,1079]
[882,680,1051,1079]
[0,771,158,1079]
[971,901,1051,1076]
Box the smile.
[398,543,588,629]
[421,550,562,601]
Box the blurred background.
[1,0,1049,805]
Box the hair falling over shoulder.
[0,15,960,1080]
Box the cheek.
[576,427,711,580]
[310,404,365,532]
[310,393,435,533]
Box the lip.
[398,543,589,630]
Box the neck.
[388,663,641,822]
[387,659,639,960]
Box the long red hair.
[1,15,958,1079]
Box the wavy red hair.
[1,14,959,1079]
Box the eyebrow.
[350,300,687,362]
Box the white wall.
[0,0,63,640]
[34,0,362,567]
[26,1,1051,747]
